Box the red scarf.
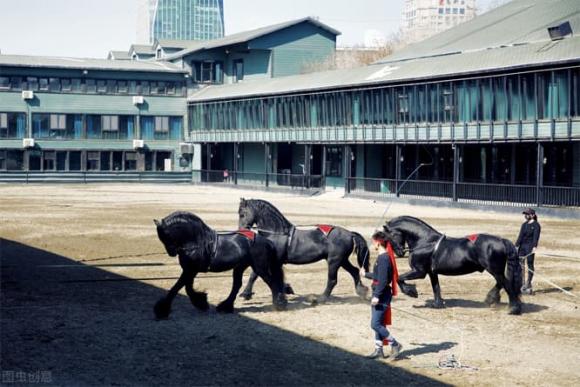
[383,242,399,330]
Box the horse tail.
[352,232,370,271]
[503,239,522,297]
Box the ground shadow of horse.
[398,341,457,359]
[236,294,366,313]
[1,238,445,386]
[412,298,547,314]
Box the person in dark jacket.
[516,208,541,295]
[359,231,403,360]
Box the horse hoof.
[239,292,254,301]
[191,292,209,311]
[431,300,446,309]
[274,299,288,311]
[216,302,234,314]
[356,284,369,298]
[484,295,500,306]
[508,304,522,315]
[404,287,419,298]
[284,284,295,295]
[154,299,171,320]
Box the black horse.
[383,216,522,315]
[238,198,370,302]
[153,211,287,318]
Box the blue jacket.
[516,221,541,256]
[365,252,393,304]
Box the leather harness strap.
[287,226,296,249]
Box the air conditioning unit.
[180,142,194,155]
[22,138,35,148]
[133,139,145,150]
[132,96,144,105]
[22,90,34,100]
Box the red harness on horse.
[466,234,479,243]
[317,224,334,237]
[237,229,256,241]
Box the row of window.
[0,149,173,172]
[0,112,183,141]
[191,59,244,84]
[190,68,580,131]
[0,76,185,97]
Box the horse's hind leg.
[484,280,502,306]
[239,270,258,300]
[319,259,341,302]
[217,266,246,313]
[185,272,209,311]
[340,259,368,299]
[428,272,445,308]
[154,271,188,319]
[253,261,287,311]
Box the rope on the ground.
[79,252,166,263]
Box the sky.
[0,0,497,58]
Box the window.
[43,151,56,171]
[1,150,24,171]
[0,113,7,129]
[26,77,39,91]
[71,79,82,92]
[325,146,343,177]
[50,114,66,130]
[139,81,150,95]
[39,78,49,91]
[61,79,72,92]
[102,115,119,131]
[87,152,100,171]
[192,61,224,84]
[124,152,137,171]
[11,77,23,90]
[85,79,97,94]
[233,59,244,83]
[155,116,170,132]
[0,77,9,89]
[96,80,107,93]
[69,151,81,171]
[129,81,138,94]
[48,78,60,92]
[117,81,128,94]
[107,80,117,93]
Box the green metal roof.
[107,51,131,60]
[378,0,580,63]
[188,35,580,102]
[188,0,580,103]
[0,54,187,74]
[166,17,341,61]
[154,39,203,49]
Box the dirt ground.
[1,184,579,386]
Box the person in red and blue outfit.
[360,231,403,360]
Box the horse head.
[154,218,178,257]
[382,224,406,257]
[155,212,211,258]
[238,198,257,229]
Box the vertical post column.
[304,144,311,189]
[205,144,212,183]
[233,143,239,185]
[536,142,544,207]
[264,143,270,188]
[344,145,352,194]
[395,144,402,197]
[453,144,459,202]
[321,145,327,190]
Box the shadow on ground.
[1,238,446,386]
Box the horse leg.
[397,268,427,298]
[217,266,246,313]
[340,259,368,299]
[239,270,258,300]
[252,261,287,311]
[184,271,209,311]
[319,259,341,302]
[428,272,445,308]
[484,280,502,306]
[154,270,188,319]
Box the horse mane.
[245,199,293,232]
[388,215,441,234]
[161,211,214,240]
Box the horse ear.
[153,219,161,227]
[240,197,245,205]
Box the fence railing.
[346,177,580,208]
[192,170,323,191]
[0,171,192,184]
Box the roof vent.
[548,21,573,41]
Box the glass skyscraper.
[137,0,225,43]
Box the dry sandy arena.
[1,184,579,386]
